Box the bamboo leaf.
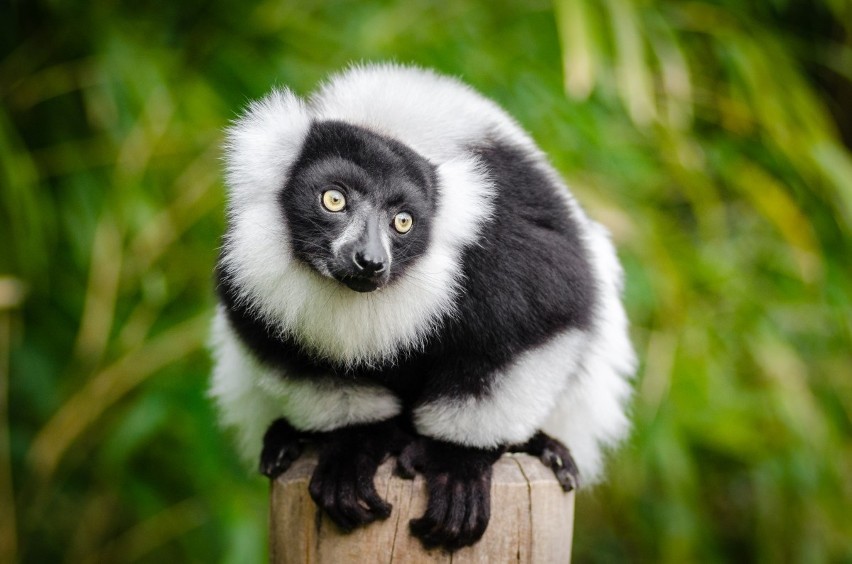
[27,314,210,484]
[810,141,852,228]
[554,0,597,99]
[732,161,822,282]
[603,0,657,125]
[646,12,693,129]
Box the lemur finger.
[520,431,582,491]
[309,470,355,532]
[356,477,392,518]
[409,514,440,546]
[415,480,463,548]
[541,443,580,491]
[468,478,491,543]
[335,476,376,527]
[258,421,302,478]
[456,480,492,549]
[410,474,452,544]
[395,457,417,479]
[445,477,491,549]
[458,486,480,545]
[433,480,467,549]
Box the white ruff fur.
[212,63,635,482]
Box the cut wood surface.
[270,452,575,563]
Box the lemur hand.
[308,419,407,531]
[510,430,580,491]
[399,437,504,551]
[259,418,305,479]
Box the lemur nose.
[353,251,386,274]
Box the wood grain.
[270,453,574,563]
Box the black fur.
[218,124,596,549]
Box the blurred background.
[2,0,851,562]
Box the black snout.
[336,215,389,292]
[352,215,388,275]
[353,250,386,274]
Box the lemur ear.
[224,88,312,209]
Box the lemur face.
[280,121,436,293]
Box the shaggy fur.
[210,63,635,550]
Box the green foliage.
[1,0,850,561]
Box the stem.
[0,310,17,564]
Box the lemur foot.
[259,418,304,479]
[400,438,503,551]
[510,431,580,491]
[308,420,406,532]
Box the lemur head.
[282,120,437,292]
[221,73,496,364]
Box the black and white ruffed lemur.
[210,64,635,551]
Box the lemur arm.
[404,329,586,549]
[210,310,408,528]
[253,371,409,530]
[262,415,411,530]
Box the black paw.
[510,431,580,491]
[407,439,503,551]
[541,443,580,491]
[259,418,304,479]
[308,421,398,532]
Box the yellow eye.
[394,212,413,234]
[322,189,346,212]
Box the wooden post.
[270,453,575,563]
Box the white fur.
[540,218,636,484]
[209,309,290,465]
[309,64,539,162]
[224,90,312,213]
[413,329,588,448]
[255,368,401,432]
[212,64,635,483]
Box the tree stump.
[270,452,575,563]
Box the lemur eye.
[322,189,346,212]
[393,212,413,234]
